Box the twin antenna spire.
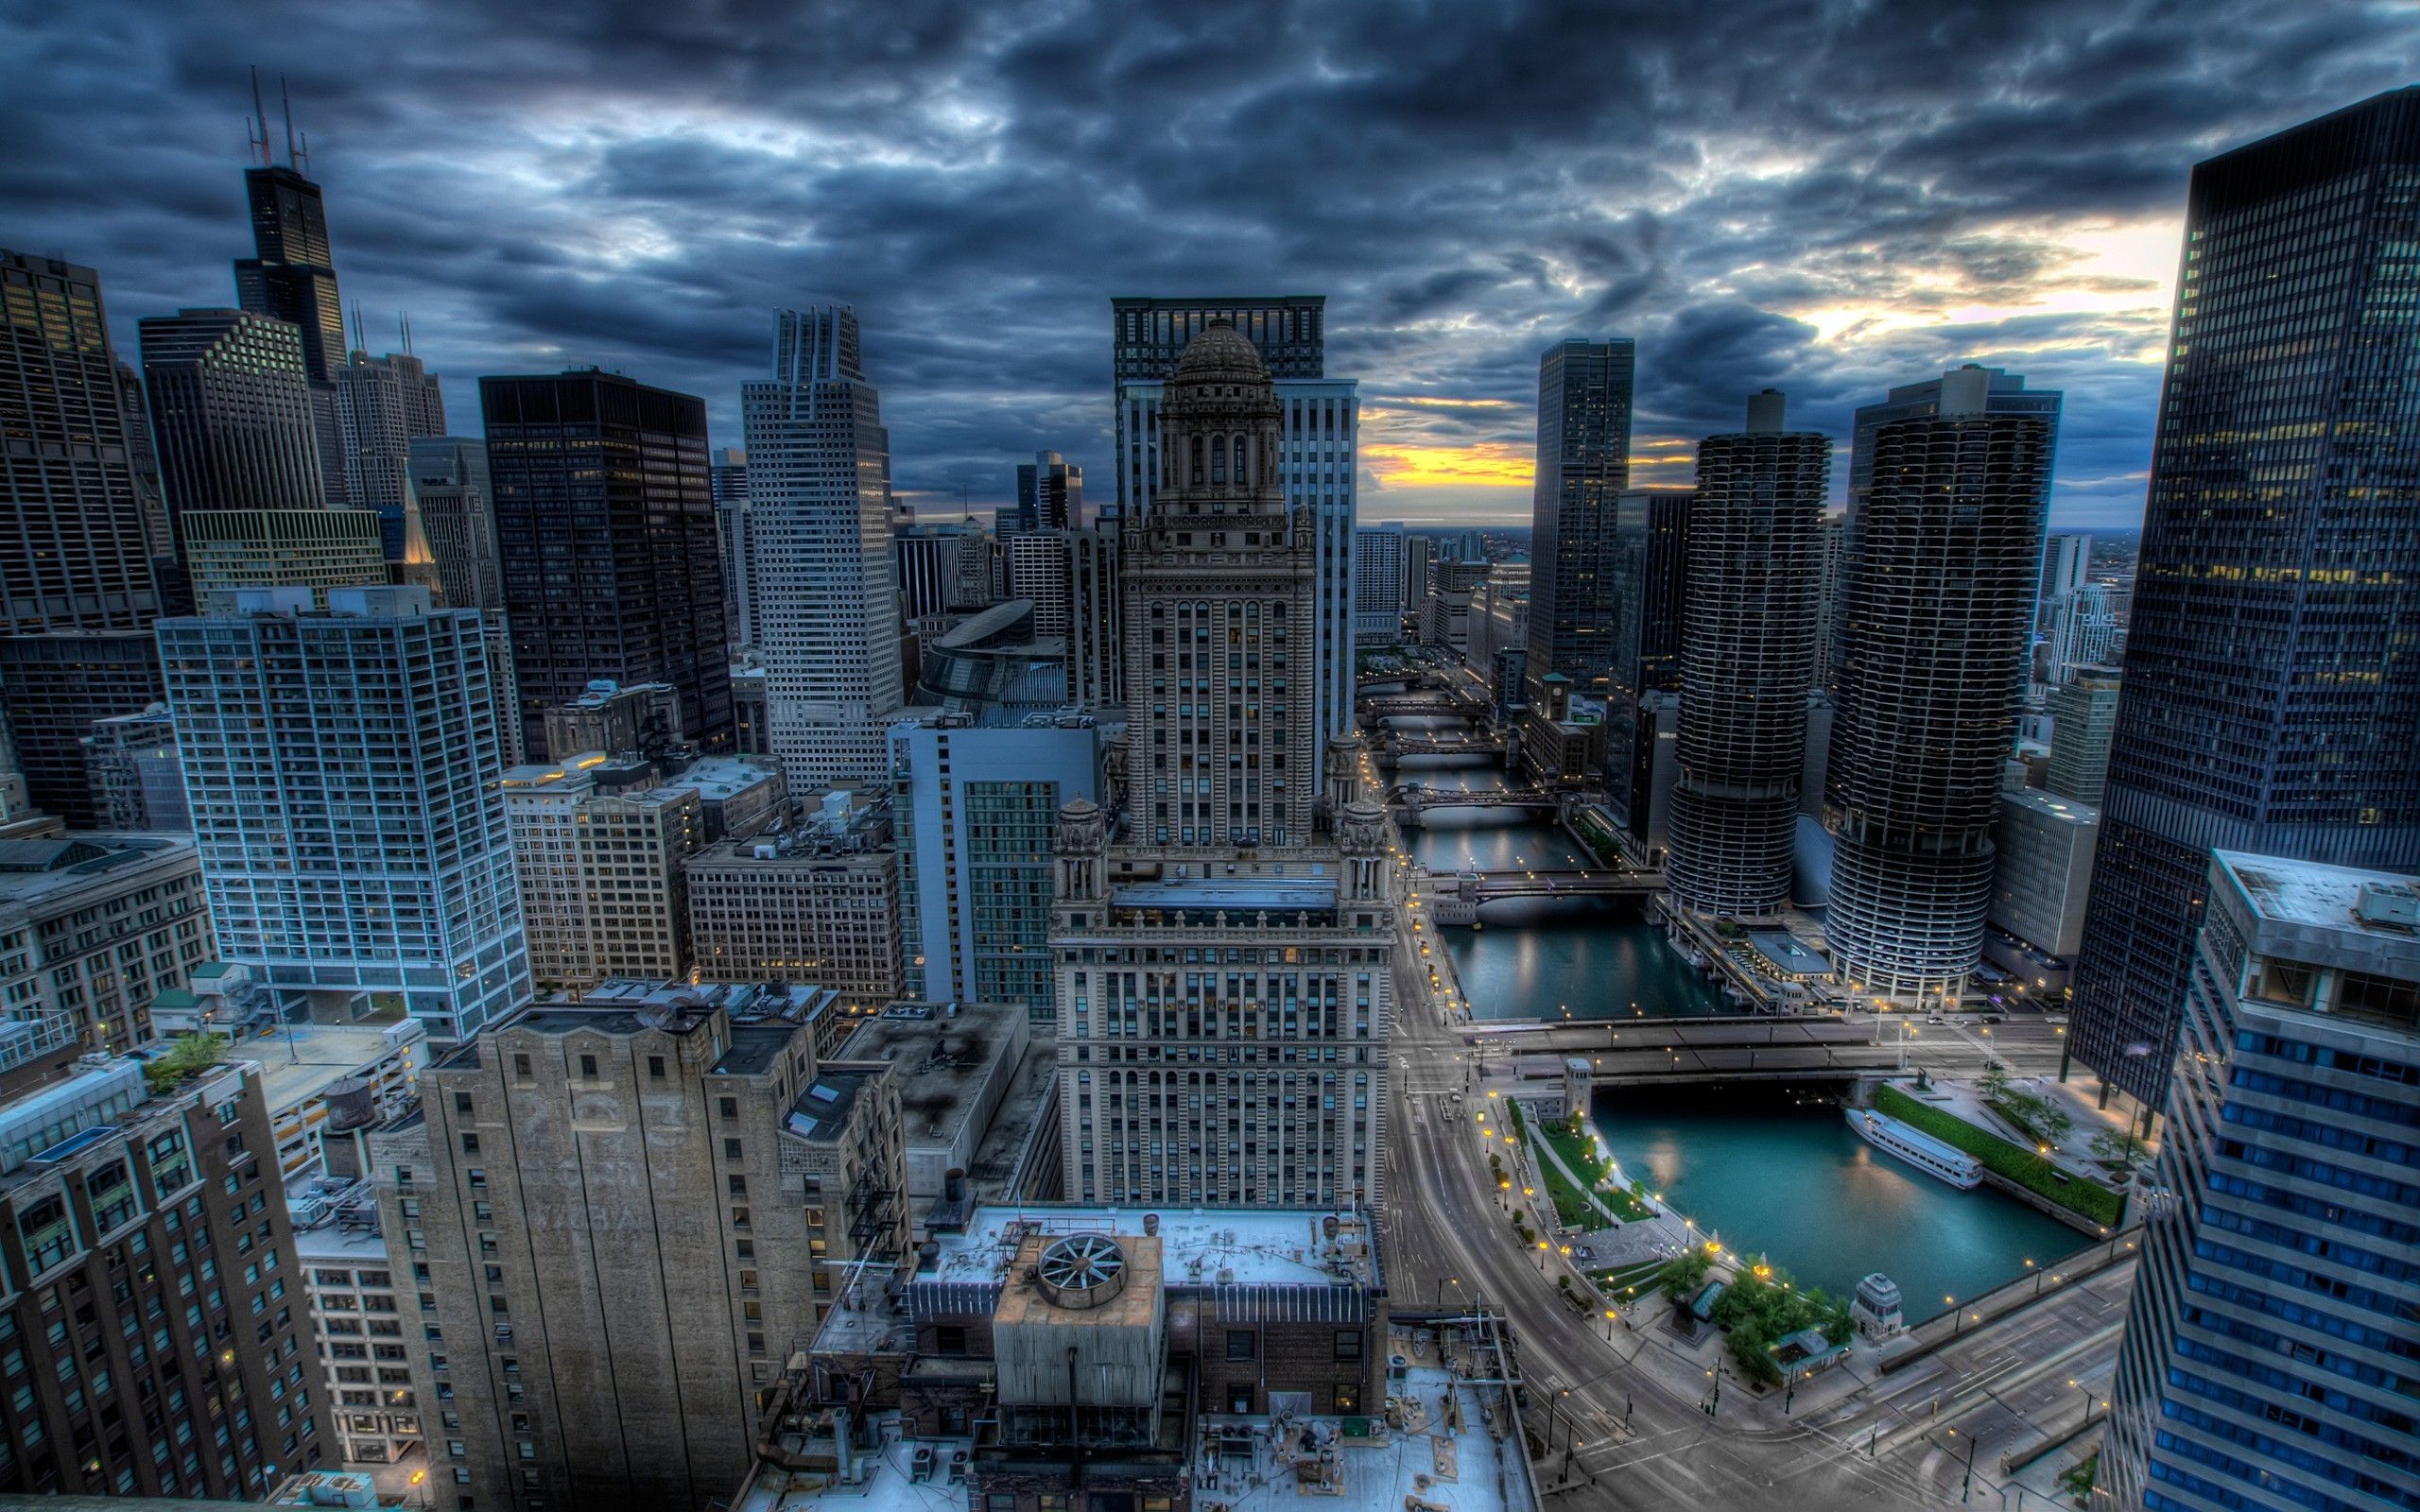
[245,64,310,174]
[347,301,419,359]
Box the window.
[727,1177,746,1198]
[989,1497,1017,1512]
[1333,1330,1362,1362]
[1225,1330,1255,1361]
[648,1057,666,1080]
[454,1092,474,1115]
[932,1325,968,1356]
[459,1134,479,1156]
[718,1097,738,1121]
[513,1053,532,1079]
[579,1055,598,1079]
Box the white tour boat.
[1845,1107,1983,1190]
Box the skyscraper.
[333,348,445,563]
[1832,364,2062,686]
[233,147,350,508]
[139,307,327,520]
[367,991,908,1510]
[408,436,521,763]
[739,306,903,789]
[892,711,1101,1020]
[157,584,530,1043]
[1006,449,1083,535]
[2069,90,2420,1110]
[1605,487,1691,850]
[0,1054,334,1498]
[1524,338,1635,705]
[2100,851,2420,1512]
[1353,521,1408,642]
[1825,376,2052,1001]
[2045,665,2121,803]
[1109,296,1357,771]
[0,250,164,633]
[480,369,733,758]
[1668,391,1826,916]
[711,445,752,646]
[1053,322,1392,1210]
[0,630,167,825]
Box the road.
[1379,964,2130,1510]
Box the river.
[1381,708,2077,1305]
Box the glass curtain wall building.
[2068,88,2420,1110]
[1524,339,1634,705]
[2101,850,2420,1512]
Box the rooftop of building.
[963,1045,1058,1201]
[234,1017,424,1116]
[784,1062,884,1144]
[715,1023,802,1077]
[1998,787,2100,824]
[1743,931,1827,977]
[2218,851,2420,950]
[923,1205,1377,1291]
[735,1322,1531,1512]
[838,1003,1026,1149]
[284,1171,386,1263]
[0,832,196,910]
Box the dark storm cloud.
[4,0,2414,527]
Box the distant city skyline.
[13,6,2415,531]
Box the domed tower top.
[1156,321,1284,512]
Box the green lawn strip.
[1875,1085,2126,1227]
[1539,1112,1656,1222]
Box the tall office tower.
[1068,520,1122,709]
[178,507,387,609]
[2041,530,2090,599]
[114,360,177,598]
[1353,521,1408,642]
[408,437,521,764]
[1006,449,1083,535]
[710,447,752,646]
[1667,391,1827,917]
[2045,665,2121,803]
[1832,364,2062,686]
[157,585,530,1043]
[481,369,733,758]
[333,349,444,564]
[2043,582,2120,682]
[1524,338,1635,705]
[0,630,167,824]
[233,145,350,508]
[1004,529,1075,639]
[892,710,1101,1021]
[1825,379,2052,1002]
[366,994,908,1512]
[739,306,902,789]
[2070,91,2420,1110]
[1605,487,1691,845]
[2101,851,2420,1512]
[1109,296,1357,769]
[138,307,326,551]
[892,520,964,623]
[0,1054,334,1498]
[1054,323,1393,1209]
[1809,514,1843,691]
[83,705,191,832]
[0,250,164,632]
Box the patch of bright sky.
[1789,214,2179,352]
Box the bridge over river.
[1464,1013,1899,1086]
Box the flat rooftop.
[964,1045,1058,1200]
[1743,931,1827,976]
[925,1205,1377,1289]
[1999,787,2100,825]
[243,1020,422,1114]
[2220,850,2420,935]
[715,1023,802,1076]
[0,833,195,910]
[786,1063,882,1143]
[838,1003,1024,1147]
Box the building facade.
[1825,386,2052,1001]
[180,507,388,610]
[892,712,1101,1020]
[138,308,327,524]
[158,585,530,1043]
[480,369,732,759]
[83,705,189,832]
[0,250,164,634]
[740,307,903,790]
[2101,851,2420,1512]
[233,159,350,509]
[407,437,520,765]
[1352,522,1407,642]
[1986,790,2099,962]
[0,630,166,826]
[366,994,908,1511]
[1667,393,1827,917]
[1055,323,1392,1211]
[1007,450,1082,535]
[2045,665,2121,804]
[1524,338,1635,705]
[2068,90,2420,1109]
[334,351,445,565]
[686,796,903,1010]
[1606,487,1691,847]
[0,833,211,1048]
[0,1054,335,1497]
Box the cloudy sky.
[7,1,2414,528]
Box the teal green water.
[1591,1086,2087,1313]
